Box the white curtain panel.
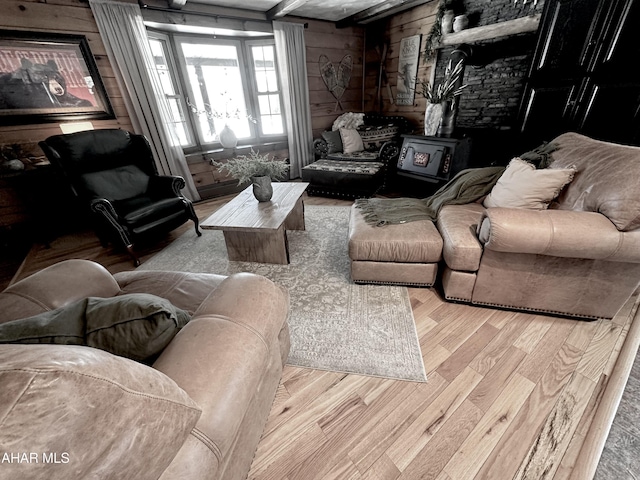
[89,0,200,201]
[273,21,314,179]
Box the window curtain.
[273,21,314,179]
[89,0,200,201]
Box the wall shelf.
[441,14,541,45]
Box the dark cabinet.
[518,0,640,146]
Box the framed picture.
[396,34,422,106]
[0,29,114,125]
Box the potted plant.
[417,59,467,136]
[211,149,289,202]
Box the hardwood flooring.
[5,193,639,480]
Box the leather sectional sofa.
[438,132,640,320]
[349,132,640,320]
[0,259,290,480]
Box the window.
[148,31,285,150]
[148,33,193,147]
[249,42,284,136]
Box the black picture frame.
[0,29,114,125]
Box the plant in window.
[211,149,288,186]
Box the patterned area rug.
[141,205,426,382]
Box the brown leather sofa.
[437,132,640,320]
[0,259,290,480]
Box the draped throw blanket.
[355,166,506,226]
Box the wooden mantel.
[441,13,541,45]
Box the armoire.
[518,0,640,146]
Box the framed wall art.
[396,34,422,106]
[0,29,114,125]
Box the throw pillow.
[0,293,191,364]
[358,125,400,151]
[0,344,201,480]
[483,158,576,210]
[322,130,344,154]
[340,128,365,154]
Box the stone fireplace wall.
[437,0,546,132]
[365,0,547,149]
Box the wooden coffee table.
[201,182,309,264]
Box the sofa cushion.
[358,125,400,151]
[321,130,343,154]
[548,132,640,231]
[483,158,575,210]
[340,128,364,154]
[349,204,443,263]
[0,344,201,480]
[0,293,190,364]
[303,159,383,175]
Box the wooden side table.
[201,182,309,264]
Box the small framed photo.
[0,29,114,125]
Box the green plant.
[423,0,466,62]
[417,59,467,104]
[211,149,288,186]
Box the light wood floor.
[9,193,639,480]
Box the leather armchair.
[39,129,201,266]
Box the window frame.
[147,30,196,149]
[245,38,286,139]
[167,33,286,152]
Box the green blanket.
[355,166,506,226]
[354,141,560,226]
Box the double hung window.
[148,30,284,150]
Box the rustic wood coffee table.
[201,182,309,264]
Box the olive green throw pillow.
[0,293,190,364]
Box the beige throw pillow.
[483,158,576,210]
[339,128,364,154]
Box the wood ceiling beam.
[337,0,431,27]
[266,0,312,19]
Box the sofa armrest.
[479,208,640,262]
[0,259,121,322]
[148,175,186,197]
[313,137,329,159]
[192,272,289,346]
[378,140,401,164]
[151,272,289,472]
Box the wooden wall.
[0,0,133,230]
[301,18,365,138]
[364,2,439,132]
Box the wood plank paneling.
[364,1,439,127]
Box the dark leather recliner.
[39,129,201,266]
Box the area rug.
[141,205,426,382]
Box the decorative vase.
[453,14,469,32]
[219,124,238,149]
[251,175,273,202]
[437,100,457,137]
[424,102,444,136]
[441,10,455,34]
